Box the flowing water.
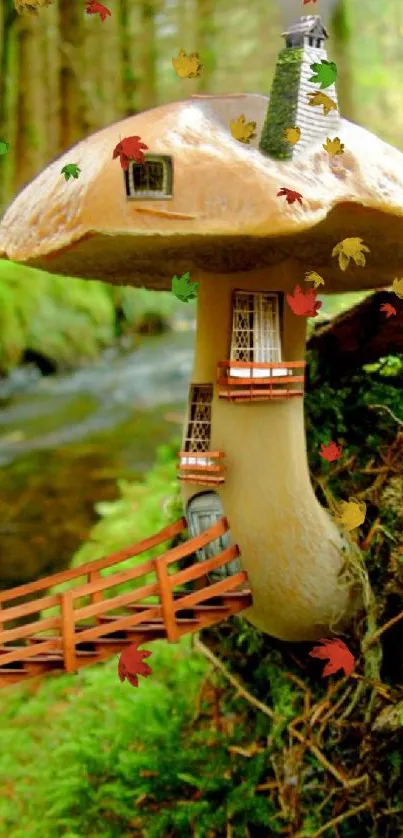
[0,329,195,587]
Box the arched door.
[186,492,242,583]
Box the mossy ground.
[0,357,402,836]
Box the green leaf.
[61,163,81,181]
[0,139,10,156]
[309,60,337,89]
[171,272,199,302]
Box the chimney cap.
[282,15,328,40]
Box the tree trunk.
[140,2,158,110]
[58,0,86,150]
[14,9,47,190]
[329,0,355,121]
[119,0,138,117]
[0,0,18,213]
[195,0,216,94]
[307,291,403,386]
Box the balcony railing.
[178,450,226,485]
[217,360,306,401]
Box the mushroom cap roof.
[1,93,403,292]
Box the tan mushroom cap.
[2,93,403,292]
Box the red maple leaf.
[309,638,355,678]
[277,187,304,205]
[286,285,322,317]
[380,302,397,318]
[319,440,343,462]
[118,644,153,688]
[303,0,317,5]
[112,136,149,169]
[85,0,111,21]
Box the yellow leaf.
[331,237,370,271]
[15,0,54,10]
[392,277,403,299]
[335,499,366,532]
[323,137,344,156]
[172,49,203,79]
[307,91,338,116]
[230,115,257,144]
[284,126,301,145]
[304,271,325,289]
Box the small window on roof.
[124,154,173,200]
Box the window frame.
[124,154,173,200]
[229,290,288,379]
[182,383,213,457]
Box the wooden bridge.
[0,516,252,689]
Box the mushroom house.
[2,14,403,643]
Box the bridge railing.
[0,516,246,673]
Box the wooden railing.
[177,450,226,485]
[0,516,249,678]
[217,360,306,401]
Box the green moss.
[259,48,303,160]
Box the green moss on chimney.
[259,48,303,160]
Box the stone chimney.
[259,15,341,160]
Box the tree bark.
[307,291,403,386]
[14,8,47,190]
[329,0,355,121]
[0,0,18,214]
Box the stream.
[0,329,195,587]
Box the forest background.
[0,0,402,836]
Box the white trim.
[180,455,213,467]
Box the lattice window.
[124,154,173,200]
[230,292,282,364]
[183,384,213,453]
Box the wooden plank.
[71,566,157,600]
[61,592,77,673]
[178,451,225,459]
[0,594,59,624]
[218,389,304,399]
[218,376,306,386]
[172,571,249,611]
[217,360,305,370]
[161,517,229,568]
[153,558,178,643]
[0,639,61,666]
[178,476,225,485]
[178,464,224,473]
[172,545,240,587]
[0,616,60,645]
[0,517,187,605]
[76,607,162,643]
[75,582,159,619]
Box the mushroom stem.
[181,262,361,641]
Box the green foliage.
[259,48,302,160]
[0,261,183,374]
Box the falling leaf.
[323,137,344,156]
[172,49,202,79]
[392,277,403,299]
[380,302,397,318]
[332,237,370,271]
[286,285,322,318]
[303,0,317,4]
[307,91,338,116]
[335,498,366,531]
[309,638,355,678]
[304,271,325,289]
[284,126,301,145]
[172,272,199,302]
[319,441,343,462]
[61,163,81,181]
[118,644,152,688]
[0,140,10,156]
[112,136,149,170]
[85,0,111,21]
[277,187,303,206]
[230,115,257,144]
[309,60,338,89]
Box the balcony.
[217,360,306,401]
[178,450,226,485]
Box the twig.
[368,404,403,427]
[296,801,371,837]
[365,609,403,646]
[289,726,349,788]
[193,637,275,719]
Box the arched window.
[186,491,242,582]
